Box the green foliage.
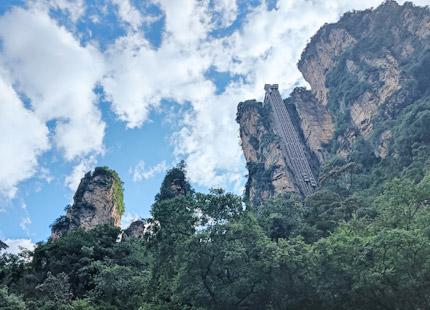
[0,286,26,310]
[255,193,308,242]
[23,225,150,309]
[49,215,70,232]
[5,164,430,309]
[244,162,278,206]
[27,272,73,310]
[178,212,276,309]
[71,299,96,310]
[155,161,190,202]
[325,56,372,113]
[94,167,125,216]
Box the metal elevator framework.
[264,84,317,196]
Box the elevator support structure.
[264,84,317,196]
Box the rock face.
[50,167,124,241]
[238,1,430,204]
[298,27,356,108]
[124,220,147,239]
[287,88,334,163]
[298,0,430,156]
[237,100,299,205]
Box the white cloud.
[0,6,105,199]
[18,202,33,236]
[212,0,238,27]
[65,156,97,192]
[49,0,86,22]
[101,0,243,189]
[20,216,32,234]
[0,74,49,199]
[3,238,36,255]
[153,0,214,44]
[29,0,87,23]
[120,211,140,229]
[132,160,168,182]
[172,83,253,191]
[0,6,105,161]
[112,0,143,31]
[38,167,54,183]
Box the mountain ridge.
[237,0,430,204]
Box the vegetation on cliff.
[93,167,125,216]
[237,100,280,205]
[50,167,125,240]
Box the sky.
[0,0,428,253]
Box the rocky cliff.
[123,220,148,239]
[298,0,430,156]
[238,1,430,204]
[236,100,299,205]
[50,167,124,241]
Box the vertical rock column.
[50,167,124,241]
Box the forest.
[2,151,430,309]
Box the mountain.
[50,167,124,241]
[238,0,430,205]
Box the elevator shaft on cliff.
[264,84,317,196]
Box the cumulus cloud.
[0,74,49,199]
[212,0,238,27]
[102,0,245,189]
[0,6,105,198]
[112,0,143,31]
[132,160,168,182]
[0,6,105,160]
[29,0,87,23]
[65,156,97,191]
[20,217,32,234]
[3,238,36,255]
[18,202,33,236]
[38,167,54,183]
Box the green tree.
[0,286,26,310]
[175,190,277,309]
[254,194,312,242]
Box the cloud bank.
[1,0,427,201]
[3,238,36,255]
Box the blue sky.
[0,0,426,252]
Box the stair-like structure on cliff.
[264,84,317,196]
